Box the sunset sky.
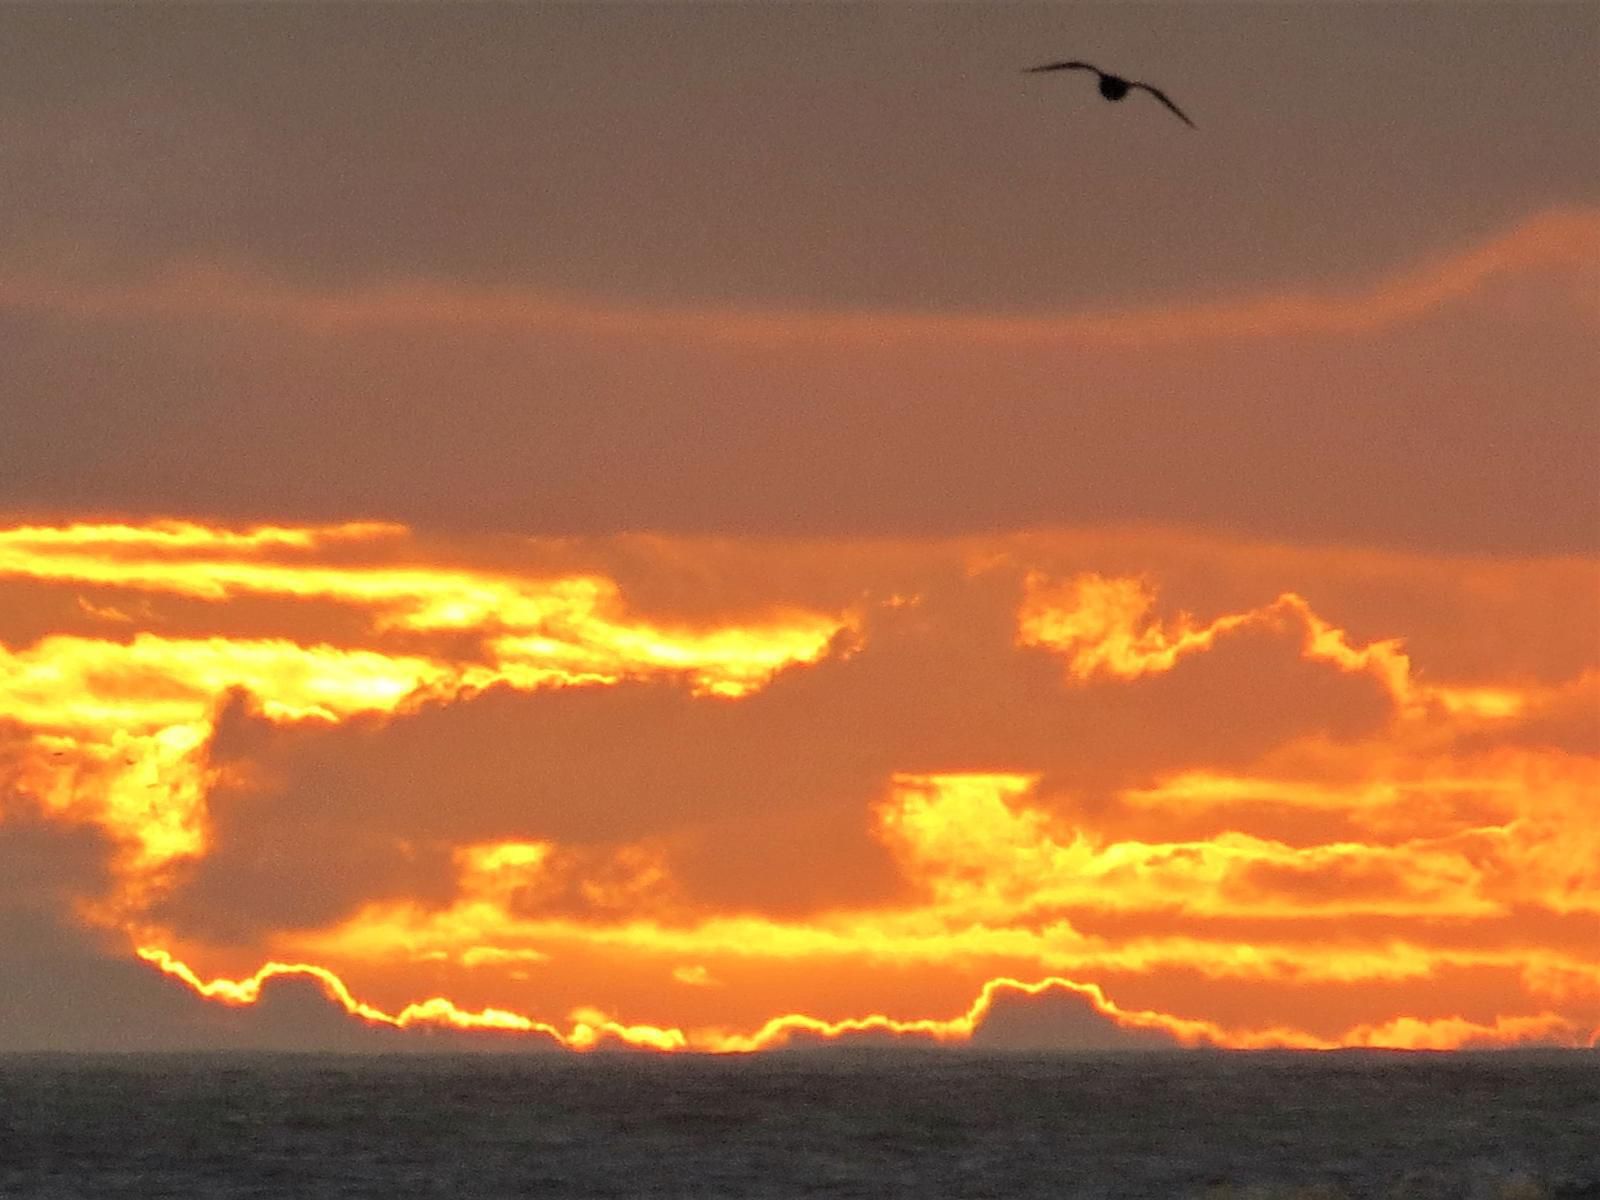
[0,3,1595,1053]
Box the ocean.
[0,1050,1595,1198]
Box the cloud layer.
[1,210,1595,553]
[2,519,1594,1051]
[3,5,1594,1055]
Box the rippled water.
[0,1050,1595,1198]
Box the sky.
[0,2,1595,1053]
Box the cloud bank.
[1,211,1595,554]
[1,519,1594,1051]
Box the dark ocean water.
[0,1051,1595,1199]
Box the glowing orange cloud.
[3,518,1595,1053]
[0,520,848,879]
[137,949,1594,1054]
[1018,573,1256,680]
[193,759,1595,1052]
[0,521,846,697]
[1018,571,1533,722]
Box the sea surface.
[0,1050,1595,1199]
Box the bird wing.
[1130,81,1196,128]
[1023,60,1098,74]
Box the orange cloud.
[0,520,849,884]
[2,517,1595,1052]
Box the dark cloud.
[0,798,561,1051]
[205,975,559,1054]
[0,802,170,1048]
[0,914,560,1052]
[969,984,1180,1051]
[0,907,219,1053]
[0,797,110,906]
[0,804,283,1049]
[1083,962,1572,1043]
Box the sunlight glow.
[2,519,1593,1053]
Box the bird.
[1023,60,1196,129]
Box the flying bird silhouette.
[1023,61,1196,129]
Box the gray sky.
[0,2,1595,550]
